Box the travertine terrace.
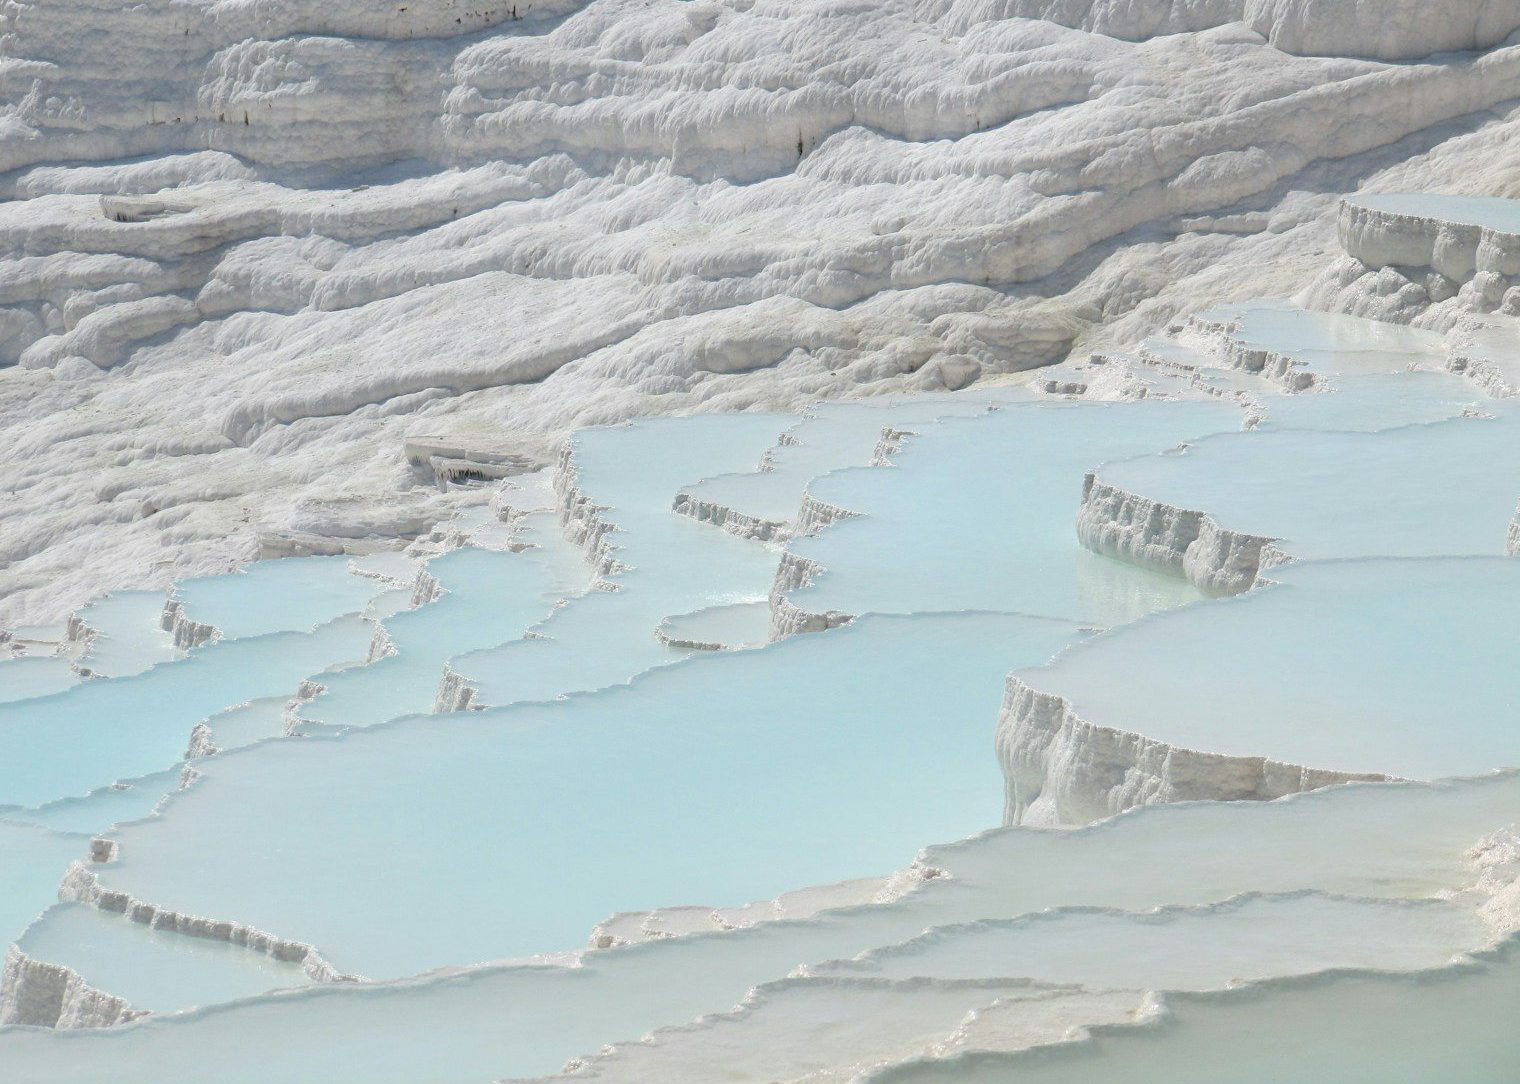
[2,2,1519,1081]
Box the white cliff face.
[7,1,1520,622]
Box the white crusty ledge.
[1175,313,1319,392]
[433,663,479,712]
[795,490,860,536]
[587,867,944,950]
[157,597,218,650]
[768,552,853,641]
[281,677,328,735]
[1445,318,1520,398]
[766,422,927,639]
[58,862,358,984]
[0,946,143,1030]
[996,677,1388,827]
[1076,473,1287,596]
[870,426,916,466]
[653,627,727,653]
[670,491,791,543]
[553,441,628,578]
[1338,197,1520,302]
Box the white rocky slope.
[5,0,1520,623]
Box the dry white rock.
[6,0,1520,622]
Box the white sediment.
[1445,318,1520,397]
[56,862,357,985]
[553,442,628,579]
[1172,314,1319,392]
[765,420,926,639]
[281,678,328,736]
[432,664,478,712]
[995,676,1388,826]
[0,946,142,1030]
[529,973,1144,1084]
[1338,197,1520,302]
[157,598,218,651]
[588,868,945,949]
[768,552,854,640]
[795,490,861,536]
[870,427,917,467]
[670,491,791,543]
[1075,473,1287,596]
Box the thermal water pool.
[2,773,1512,1082]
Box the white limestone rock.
[996,676,1388,826]
[7,1,1520,624]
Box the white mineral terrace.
[5,3,1520,1078]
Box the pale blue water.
[301,545,565,730]
[884,940,1520,1084]
[1348,192,1520,233]
[14,770,183,835]
[784,400,1238,626]
[459,415,788,706]
[71,591,177,677]
[16,903,312,1012]
[679,397,1009,527]
[0,656,79,704]
[0,615,373,808]
[0,317,1510,1077]
[0,820,87,946]
[94,612,1082,979]
[1261,371,1479,430]
[1015,557,1520,780]
[173,557,382,640]
[199,697,289,750]
[1098,409,1520,561]
[817,892,1483,989]
[2,773,1512,1083]
[658,601,772,648]
[1200,302,1447,376]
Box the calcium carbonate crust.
[588,867,946,949]
[1338,197,1520,307]
[1174,313,1320,392]
[0,946,143,1030]
[515,974,1146,1084]
[858,936,1520,1084]
[56,862,358,984]
[1076,473,1288,596]
[996,675,1389,826]
[669,415,883,544]
[12,0,1520,625]
[1305,198,1520,332]
[524,882,1520,1084]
